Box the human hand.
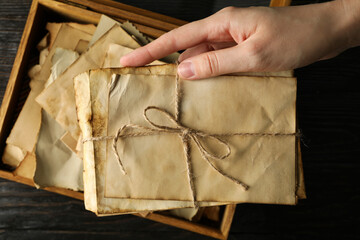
[120,0,360,80]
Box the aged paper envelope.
[84,65,297,204]
[36,25,142,140]
[74,65,299,214]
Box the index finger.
[120,13,227,66]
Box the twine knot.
[181,128,191,138]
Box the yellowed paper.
[45,48,79,88]
[79,65,297,206]
[2,144,27,167]
[2,72,43,168]
[68,23,97,35]
[1,24,93,169]
[60,131,78,154]
[39,48,49,66]
[47,22,96,50]
[37,33,49,51]
[36,25,142,140]
[88,15,120,47]
[37,24,93,83]
[4,78,43,155]
[168,207,200,221]
[34,110,83,191]
[102,43,164,68]
[75,40,89,54]
[13,152,36,179]
[46,23,62,50]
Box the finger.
[177,42,261,80]
[178,42,237,62]
[120,20,210,66]
[120,12,233,66]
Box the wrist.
[332,0,360,49]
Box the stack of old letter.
[2,15,305,220]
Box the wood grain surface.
[1,0,359,239]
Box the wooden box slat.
[67,0,187,26]
[67,0,181,31]
[0,0,291,239]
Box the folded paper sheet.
[74,65,299,214]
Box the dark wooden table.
[1,0,359,239]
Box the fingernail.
[178,61,195,79]
[119,56,128,66]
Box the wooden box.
[0,0,291,239]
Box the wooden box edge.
[0,0,292,239]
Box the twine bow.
[108,105,249,206]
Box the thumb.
[177,44,260,80]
